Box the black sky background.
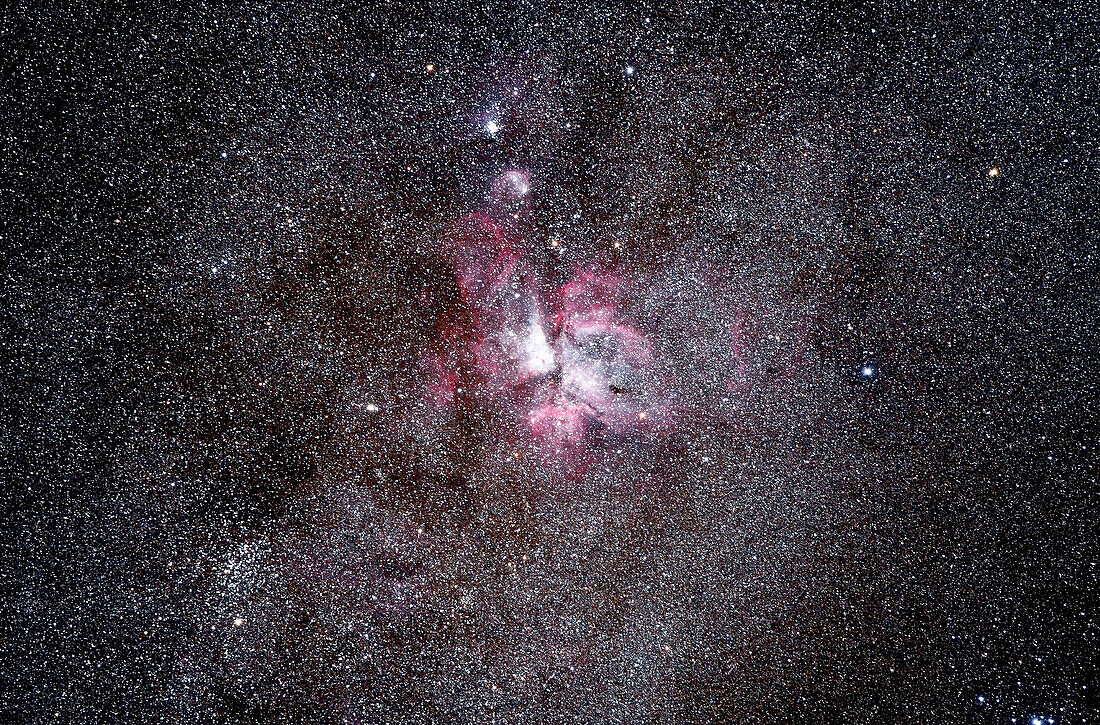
[2,1,1098,723]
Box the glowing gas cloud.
[423,168,819,476]
[424,172,669,470]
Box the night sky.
[2,1,1098,723]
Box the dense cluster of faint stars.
[2,1,1095,723]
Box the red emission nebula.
[421,169,814,477]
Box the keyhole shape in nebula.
[424,170,674,470]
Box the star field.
[2,1,1098,723]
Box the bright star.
[486,120,500,137]
[861,365,875,377]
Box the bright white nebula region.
[420,168,780,477]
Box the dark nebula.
[2,2,1097,724]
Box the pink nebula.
[422,170,817,475]
[426,184,663,470]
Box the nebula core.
[427,178,677,473]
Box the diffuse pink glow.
[428,177,663,465]
[424,170,814,472]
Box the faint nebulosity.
[2,1,1097,723]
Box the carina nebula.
[426,171,671,471]
[425,167,819,478]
